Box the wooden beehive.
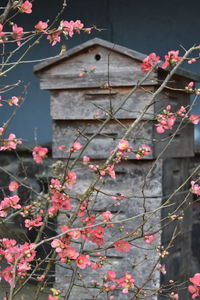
[34,38,199,159]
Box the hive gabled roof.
[34,38,200,81]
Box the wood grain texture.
[52,119,194,159]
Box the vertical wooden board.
[154,88,190,115]
[153,122,194,158]
[162,158,190,196]
[161,192,192,300]
[50,86,155,120]
[157,70,192,89]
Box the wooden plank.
[34,38,200,82]
[154,88,190,114]
[39,72,157,90]
[50,86,155,120]
[70,159,163,197]
[153,122,194,158]
[52,119,194,159]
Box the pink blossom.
[8,96,19,106]
[105,165,116,179]
[114,240,131,252]
[20,1,32,14]
[84,27,92,34]
[61,20,84,37]
[72,142,82,152]
[191,181,200,196]
[141,53,160,72]
[189,115,200,125]
[0,133,22,151]
[170,292,179,299]
[48,295,58,300]
[0,24,6,43]
[78,201,87,217]
[35,21,48,33]
[190,273,200,286]
[0,195,21,217]
[155,106,176,134]
[65,170,76,189]
[105,270,116,281]
[76,254,90,269]
[25,215,43,230]
[37,274,45,281]
[135,144,151,159]
[118,140,129,151]
[188,274,200,299]
[83,156,90,163]
[102,211,112,222]
[47,30,61,46]
[188,58,196,64]
[12,24,24,46]
[1,266,14,287]
[162,50,182,69]
[32,146,48,163]
[8,181,19,192]
[0,127,4,135]
[157,264,166,275]
[117,273,135,293]
[144,234,154,244]
[51,239,62,252]
[91,226,105,246]
[177,106,187,117]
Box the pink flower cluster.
[0,133,22,151]
[188,273,200,299]
[47,20,84,46]
[81,217,105,246]
[48,178,72,216]
[8,181,19,192]
[155,105,176,134]
[61,20,84,38]
[51,228,90,269]
[155,105,200,134]
[113,240,131,252]
[0,96,20,107]
[170,292,179,299]
[0,14,88,48]
[190,181,200,196]
[141,53,161,72]
[100,165,116,179]
[103,270,135,294]
[19,1,32,14]
[117,140,151,161]
[65,170,77,189]
[0,195,21,217]
[144,234,154,244]
[0,238,36,286]
[135,144,151,159]
[24,215,43,231]
[12,24,24,46]
[162,50,182,69]
[32,146,48,163]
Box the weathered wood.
[52,119,194,159]
[154,88,189,113]
[34,38,200,82]
[50,86,155,120]
[39,72,157,90]
[50,86,190,120]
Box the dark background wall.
[1,0,200,144]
